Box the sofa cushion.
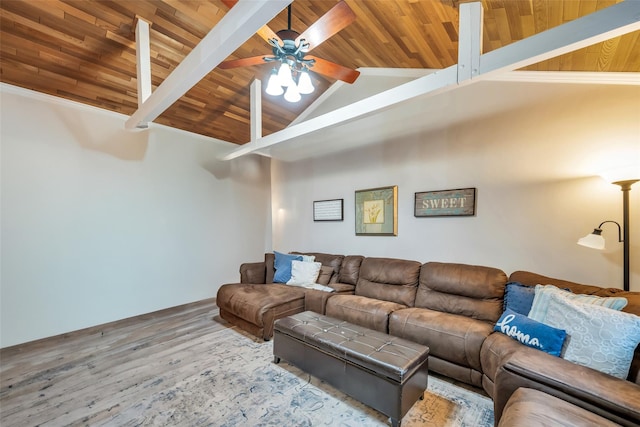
[494,308,566,356]
[390,307,493,372]
[415,262,507,323]
[541,290,640,379]
[317,265,334,285]
[338,255,364,285]
[325,295,406,333]
[355,257,421,307]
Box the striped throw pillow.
[528,284,627,322]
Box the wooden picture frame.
[355,186,398,236]
[414,188,476,217]
[313,199,344,221]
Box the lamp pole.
[615,179,638,292]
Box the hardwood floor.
[0,298,230,426]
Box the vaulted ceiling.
[1,0,639,145]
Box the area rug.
[108,327,494,426]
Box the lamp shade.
[265,69,284,96]
[599,164,640,184]
[283,84,301,103]
[297,69,314,95]
[277,62,294,88]
[577,229,606,250]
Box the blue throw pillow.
[494,308,567,356]
[273,251,303,283]
[503,282,536,315]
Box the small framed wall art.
[414,187,476,217]
[313,199,344,221]
[355,186,398,236]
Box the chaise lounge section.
[216,252,362,340]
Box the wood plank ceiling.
[1,0,639,145]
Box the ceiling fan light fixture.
[219,0,360,103]
[284,83,301,103]
[265,68,284,96]
[297,69,314,95]
[277,62,294,87]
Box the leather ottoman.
[273,311,429,427]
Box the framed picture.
[313,199,344,221]
[355,186,398,236]
[414,188,476,217]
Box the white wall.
[0,85,272,347]
[271,83,640,291]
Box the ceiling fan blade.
[296,1,356,51]
[221,0,283,45]
[219,56,268,69]
[220,0,237,8]
[307,56,360,84]
[256,25,283,45]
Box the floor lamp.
[578,177,638,292]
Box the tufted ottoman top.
[274,311,429,383]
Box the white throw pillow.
[542,290,640,379]
[287,260,322,286]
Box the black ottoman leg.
[273,356,281,364]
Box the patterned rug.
[108,326,494,426]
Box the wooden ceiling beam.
[479,0,640,76]
[124,0,291,130]
[220,0,640,160]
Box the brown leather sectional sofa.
[216,251,640,426]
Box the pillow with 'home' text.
[494,308,566,356]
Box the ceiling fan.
[219,0,360,100]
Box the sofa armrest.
[304,283,356,314]
[239,262,266,284]
[494,349,640,427]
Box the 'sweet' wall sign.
[414,188,476,217]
